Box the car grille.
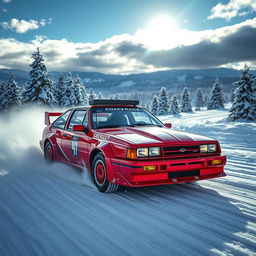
[163,145,200,157]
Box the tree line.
[0,48,255,121]
[150,78,225,115]
[150,65,256,121]
[0,48,97,113]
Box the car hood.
[99,126,215,145]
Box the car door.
[61,109,89,167]
[51,110,72,161]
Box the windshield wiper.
[132,123,162,127]
[97,123,163,129]
[96,125,128,129]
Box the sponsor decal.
[94,132,110,140]
[104,107,139,112]
[71,136,79,158]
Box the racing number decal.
[71,136,79,158]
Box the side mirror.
[164,123,172,128]
[73,125,88,133]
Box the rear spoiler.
[45,112,62,125]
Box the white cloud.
[31,35,48,46]
[0,18,255,73]
[0,18,52,33]
[39,18,52,27]
[208,0,256,20]
[2,0,11,3]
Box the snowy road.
[0,108,255,256]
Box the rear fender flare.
[44,134,59,160]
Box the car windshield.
[91,107,164,129]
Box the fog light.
[212,159,221,165]
[143,165,157,171]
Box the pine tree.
[0,81,6,112]
[69,75,77,106]
[54,74,65,106]
[23,48,55,105]
[74,75,87,106]
[231,87,236,103]
[2,74,21,111]
[229,65,256,121]
[151,95,159,115]
[207,78,225,110]
[88,88,95,103]
[170,96,180,114]
[158,87,169,115]
[180,87,192,112]
[81,83,88,106]
[195,88,204,111]
[204,95,208,107]
[98,92,103,99]
[60,73,77,107]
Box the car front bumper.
[110,155,227,187]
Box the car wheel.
[92,153,119,193]
[44,141,54,162]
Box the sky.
[0,0,256,74]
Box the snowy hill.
[1,68,255,94]
[0,107,255,256]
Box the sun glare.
[136,15,190,51]
[149,15,177,32]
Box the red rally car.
[40,99,226,193]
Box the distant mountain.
[1,68,255,94]
[0,69,29,85]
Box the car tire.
[44,141,54,162]
[92,153,119,193]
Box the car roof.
[66,100,141,112]
[89,99,139,106]
[65,104,142,112]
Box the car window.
[68,110,87,130]
[83,112,89,128]
[52,110,71,129]
[93,113,110,122]
[132,112,152,124]
[91,107,164,129]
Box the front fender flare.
[90,143,117,183]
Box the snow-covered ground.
[0,108,255,256]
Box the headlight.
[200,144,217,153]
[208,144,217,152]
[137,148,148,157]
[200,145,208,153]
[149,147,161,157]
[136,147,161,158]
